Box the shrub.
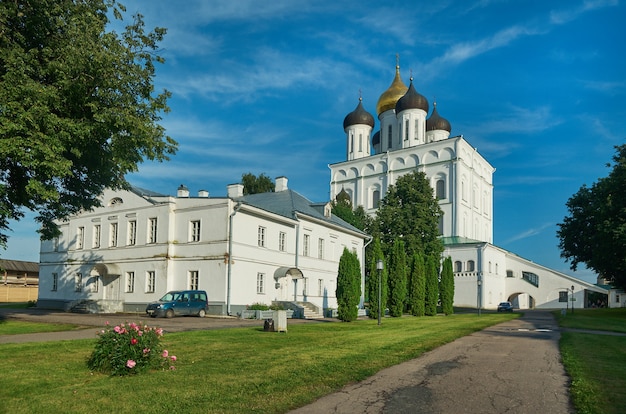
[87,322,177,376]
[247,303,270,310]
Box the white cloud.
[503,222,554,244]
[549,0,619,25]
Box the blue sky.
[4,0,625,285]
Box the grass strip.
[0,319,82,335]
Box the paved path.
[289,311,574,414]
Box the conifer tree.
[440,256,455,315]
[408,252,426,316]
[424,255,439,316]
[336,247,361,321]
[387,239,408,317]
[367,237,387,320]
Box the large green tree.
[336,247,361,322]
[387,239,408,317]
[439,256,454,315]
[331,195,371,232]
[557,144,626,290]
[0,0,176,246]
[366,237,387,320]
[241,173,275,195]
[408,252,426,316]
[374,171,444,259]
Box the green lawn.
[0,319,82,335]
[0,314,516,414]
[555,308,626,414]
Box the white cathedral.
[330,63,608,310]
[37,62,612,316]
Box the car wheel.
[198,309,206,318]
[150,314,157,318]
[165,309,174,318]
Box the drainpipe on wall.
[294,213,301,302]
[227,201,242,315]
[360,236,373,308]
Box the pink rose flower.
[114,326,122,334]
[170,355,177,362]
[126,360,136,369]
[143,348,150,354]
[162,350,169,358]
[131,338,138,345]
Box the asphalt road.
[0,308,574,413]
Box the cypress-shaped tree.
[440,256,455,315]
[424,254,439,316]
[367,237,387,320]
[387,239,408,317]
[408,252,426,316]
[336,247,361,321]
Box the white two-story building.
[37,177,368,316]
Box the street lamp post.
[571,285,575,314]
[376,259,383,326]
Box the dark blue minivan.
[146,290,209,318]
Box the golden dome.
[376,65,408,116]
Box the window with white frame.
[148,217,158,244]
[109,222,118,247]
[54,237,59,252]
[52,273,58,291]
[257,226,266,247]
[318,238,324,259]
[189,270,199,290]
[93,224,101,248]
[76,226,84,249]
[303,234,310,256]
[126,272,134,293]
[302,277,308,296]
[75,273,82,292]
[128,220,137,246]
[454,261,462,273]
[436,179,446,200]
[318,279,324,296]
[190,220,201,242]
[467,260,475,272]
[146,271,155,293]
[91,276,99,293]
[279,232,286,252]
[256,273,265,294]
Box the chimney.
[227,183,244,198]
[198,190,209,198]
[275,176,288,192]
[177,184,189,198]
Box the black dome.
[343,98,375,129]
[371,130,380,146]
[426,102,452,132]
[395,79,429,114]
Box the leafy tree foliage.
[557,144,626,290]
[408,252,426,316]
[424,255,439,316]
[241,173,275,195]
[374,171,444,259]
[0,0,176,246]
[336,247,361,322]
[367,237,387,320]
[387,239,408,317]
[331,194,371,232]
[440,256,454,315]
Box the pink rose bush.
[87,322,177,376]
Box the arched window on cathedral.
[405,120,409,141]
[454,261,462,273]
[414,119,419,141]
[438,215,444,235]
[436,179,446,199]
[349,133,353,153]
[359,134,363,152]
[372,189,380,209]
[467,260,475,272]
[387,125,392,148]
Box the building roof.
[441,236,485,246]
[236,190,367,236]
[0,259,39,273]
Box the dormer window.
[324,202,332,218]
[109,197,123,206]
